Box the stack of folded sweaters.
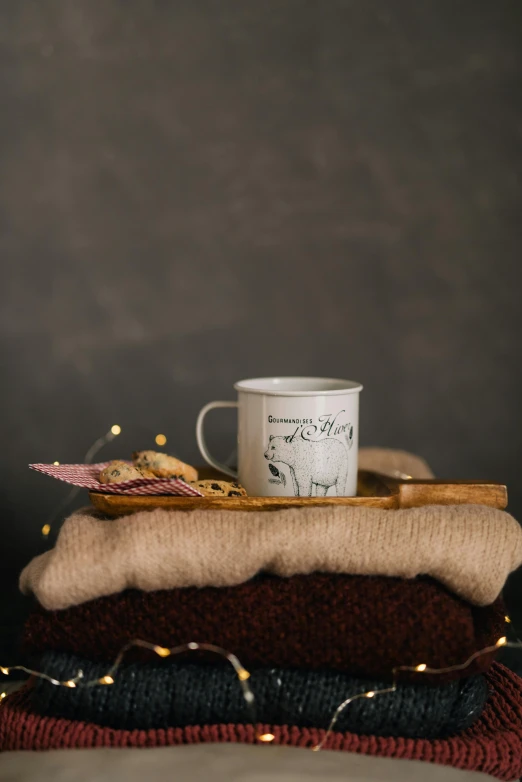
[2,453,522,780]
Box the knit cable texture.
[30,651,489,738]
[1,665,521,781]
[22,575,505,682]
[19,504,522,609]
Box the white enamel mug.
[196,377,363,497]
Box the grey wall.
[1,1,521,655]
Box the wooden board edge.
[89,492,398,517]
[396,480,508,510]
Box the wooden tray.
[89,469,507,517]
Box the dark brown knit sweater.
[22,573,505,682]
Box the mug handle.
[196,401,238,478]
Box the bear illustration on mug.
[264,424,353,497]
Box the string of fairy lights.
[1,624,520,749]
[313,629,517,750]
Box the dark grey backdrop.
[1,1,521,659]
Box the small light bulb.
[505,616,511,624]
[259,733,275,742]
[188,642,199,650]
[238,668,251,681]
[496,636,507,647]
[0,692,6,701]
[41,524,51,537]
[415,663,427,672]
[111,425,121,436]
[0,667,9,675]
[65,680,76,688]
[365,691,375,698]
[53,461,60,466]
[99,675,114,685]
[154,646,171,658]
[155,434,167,446]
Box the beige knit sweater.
[20,503,522,610]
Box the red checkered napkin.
[29,462,204,496]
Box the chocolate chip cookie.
[99,461,153,484]
[132,450,198,483]
[190,480,247,497]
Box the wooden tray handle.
[381,476,508,510]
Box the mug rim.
[234,376,363,397]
